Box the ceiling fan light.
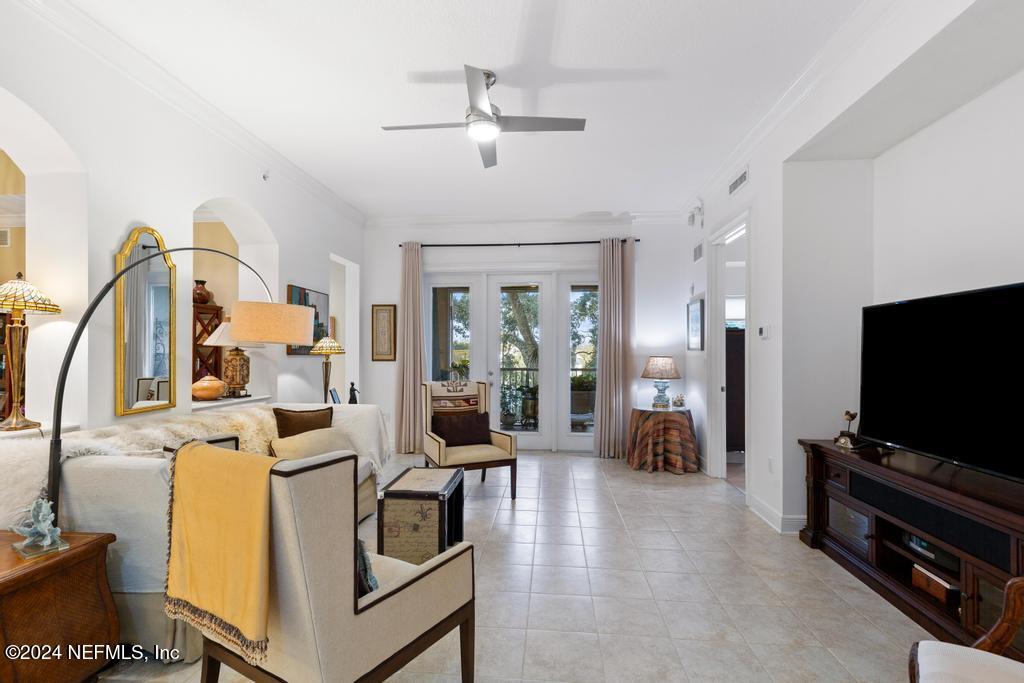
[467,118,500,142]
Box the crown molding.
[686,0,905,205]
[366,211,637,231]
[15,0,366,228]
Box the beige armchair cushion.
[269,426,353,459]
[367,553,417,588]
[446,443,514,465]
[916,641,1024,682]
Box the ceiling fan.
[382,65,586,168]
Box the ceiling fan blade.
[500,116,586,132]
[464,65,493,116]
[381,122,465,131]
[477,139,497,168]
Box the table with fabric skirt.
[626,407,700,474]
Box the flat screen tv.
[859,282,1024,482]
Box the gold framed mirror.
[115,226,176,416]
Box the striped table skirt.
[626,408,700,474]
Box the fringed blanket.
[164,441,277,664]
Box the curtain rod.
[398,238,638,248]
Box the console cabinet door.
[965,563,1024,654]
[826,495,871,559]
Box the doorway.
[706,213,749,493]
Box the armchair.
[422,381,517,498]
[199,451,475,682]
[910,577,1024,682]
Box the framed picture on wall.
[372,304,397,361]
[687,297,705,351]
[286,284,329,355]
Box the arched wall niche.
[0,86,89,429]
[193,197,281,402]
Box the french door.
[425,272,598,453]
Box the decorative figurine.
[348,381,360,404]
[834,410,860,449]
[671,394,686,408]
[10,498,69,558]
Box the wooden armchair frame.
[909,576,1024,681]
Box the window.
[431,287,470,381]
[569,285,598,433]
[500,285,540,432]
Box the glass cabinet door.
[967,564,1024,653]
[826,496,871,558]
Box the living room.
[2,1,1024,682]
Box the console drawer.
[824,462,849,490]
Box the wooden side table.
[0,531,118,683]
[378,468,465,564]
[626,407,700,474]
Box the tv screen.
[859,282,1024,482]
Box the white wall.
[360,217,687,443]
[0,1,364,427]
[874,64,1024,303]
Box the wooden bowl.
[191,375,227,401]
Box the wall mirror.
[115,226,175,415]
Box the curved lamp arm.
[47,246,273,522]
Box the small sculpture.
[11,498,67,557]
[348,382,360,404]
[835,410,860,449]
[671,394,686,408]
[843,410,858,431]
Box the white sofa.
[48,402,391,663]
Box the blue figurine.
[11,498,63,548]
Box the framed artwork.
[687,297,705,351]
[372,304,397,361]
[286,284,329,355]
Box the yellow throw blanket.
[164,441,277,664]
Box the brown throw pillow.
[273,407,333,439]
[432,411,492,447]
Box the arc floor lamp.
[47,246,312,523]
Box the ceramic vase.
[191,374,226,401]
[192,280,212,304]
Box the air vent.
[0,229,10,248]
[728,168,749,195]
[693,241,703,263]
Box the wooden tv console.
[800,439,1024,659]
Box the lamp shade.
[0,272,61,314]
[231,301,313,346]
[641,355,680,380]
[310,336,345,356]
[202,321,265,349]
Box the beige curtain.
[394,242,425,453]
[594,237,636,459]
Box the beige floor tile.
[534,525,584,545]
[498,498,539,511]
[658,600,743,642]
[522,630,604,682]
[531,565,591,595]
[636,548,697,573]
[493,509,538,525]
[536,510,581,527]
[584,545,642,570]
[581,527,634,547]
[533,543,587,567]
[826,643,908,683]
[488,524,537,544]
[475,627,526,679]
[671,531,733,551]
[748,643,855,682]
[646,571,713,602]
[629,529,682,549]
[722,604,819,646]
[477,563,534,593]
[479,542,535,567]
[579,512,625,528]
[587,568,653,599]
[538,498,579,512]
[621,514,670,530]
[476,591,531,629]
[704,571,783,606]
[674,640,771,682]
[404,630,459,674]
[599,634,688,682]
[527,594,597,632]
[593,596,668,636]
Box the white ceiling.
[69,0,863,222]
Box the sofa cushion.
[367,552,417,587]
[269,426,352,460]
[444,443,513,466]
[917,640,1024,682]
[432,411,491,447]
[273,406,333,439]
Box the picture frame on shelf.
[371,304,397,361]
[687,296,704,351]
[286,284,329,355]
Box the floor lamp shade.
[0,273,61,430]
[232,301,313,346]
[310,336,345,403]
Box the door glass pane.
[431,287,470,381]
[499,285,540,432]
[569,285,598,433]
[976,573,1024,651]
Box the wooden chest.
[378,468,464,564]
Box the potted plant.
[500,384,518,428]
[447,358,470,381]
[519,384,539,427]
[570,373,597,416]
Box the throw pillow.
[432,411,492,447]
[269,426,353,459]
[273,406,333,439]
[356,538,379,597]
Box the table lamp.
[0,272,61,430]
[202,321,264,398]
[641,355,680,410]
[310,336,345,403]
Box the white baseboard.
[747,493,806,535]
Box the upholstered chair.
[200,451,475,682]
[421,381,517,498]
[910,577,1024,682]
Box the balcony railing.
[499,367,538,432]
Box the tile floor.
[101,451,928,682]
